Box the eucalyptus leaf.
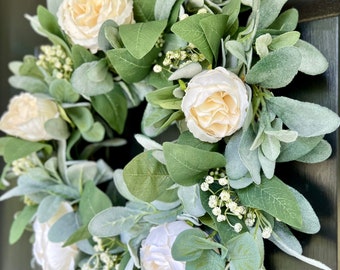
[146,85,181,110]
[63,224,91,247]
[154,0,177,20]
[258,148,275,179]
[98,20,120,51]
[133,0,156,22]
[113,169,142,202]
[44,117,70,140]
[91,87,127,134]
[186,250,226,270]
[237,176,302,228]
[267,96,340,137]
[171,13,213,63]
[37,5,64,39]
[107,48,159,83]
[71,60,114,96]
[269,31,300,50]
[177,131,217,152]
[123,150,175,202]
[48,212,78,242]
[71,45,98,69]
[119,20,167,59]
[9,205,37,244]
[79,181,112,225]
[227,232,262,270]
[163,142,226,186]
[88,207,141,237]
[66,106,94,133]
[37,195,63,223]
[49,78,80,103]
[245,47,301,89]
[178,185,206,217]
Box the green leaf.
[296,139,332,163]
[294,39,328,75]
[246,46,301,88]
[19,55,44,79]
[257,0,287,30]
[154,0,177,20]
[106,48,159,83]
[178,185,206,217]
[91,87,127,134]
[0,137,52,164]
[237,176,302,228]
[239,128,261,184]
[8,75,48,93]
[48,212,78,242]
[288,187,320,234]
[146,85,181,109]
[227,232,262,270]
[163,142,226,186]
[71,45,98,69]
[267,96,340,137]
[9,205,37,244]
[269,31,300,50]
[261,134,281,161]
[258,148,275,179]
[268,8,299,31]
[37,5,64,39]
[81,122,105,143]
[171,14,213,63]
[44,117,70,140]
[88,207,141,237]
[177,131,217,152]
[120,20,167,59]
[98,20,121,51]
[71,60,114,96]
[277,136,323,162]
[172,228,227,262]
[225,40,247,65]
[79,181,112,225]
[123,151,175,202]
[49,79,80,103]
[141,104,173,137]
[63,224,91,247]
[200,14,229,61]
[37,195,63,223]
[66,107,94,133]
[133,0,156,22]
[186,250,226,270]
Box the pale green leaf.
[48,212,78,242]
[186,250,226,270]
[37,195,63,223]
[261,135,281,161]
[154,0,177,20]
[294,39,328,75]
[225,40,247,65]
[44,117,70,140]
[133,0,156,22]
[88,207,141,237]
[257,0,287,29]
[49,79,80,103]
[178,185,206,217]
[296,139,332,163]
[269,31,300,50]
[245,47,301,89]
[227,232,262,270]
[268,8,299,31]
[9,75,48,93]
[258,148,275,179]
[267,96,340,137]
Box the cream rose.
[140,221,191,270]
[181,67,249,143]
[33,202,79,270]
[57,0,134,53]
[0,93,59,141]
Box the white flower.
[140,221,191,270]
[0,93,59,141]
[219,190,230,201]
[181,67,249,143]
[218,177,228,186]
[57,0,134,53]
[261,227,273,239]
[200,182,209,191]
[205,175,214,184]
[212,207,222,216]
[33,202,78,270]
[234,223,243,233]
[217,214,226,222]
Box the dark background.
[0,1,339,269]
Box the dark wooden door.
[265,1,340,269]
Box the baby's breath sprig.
[36,44,73,80]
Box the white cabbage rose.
[33,202,78,270]
[181,67,249,143]
[57,0,134,53]
[140,221,191,270]
[0,93,59,141]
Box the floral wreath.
[0,0,339,270]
